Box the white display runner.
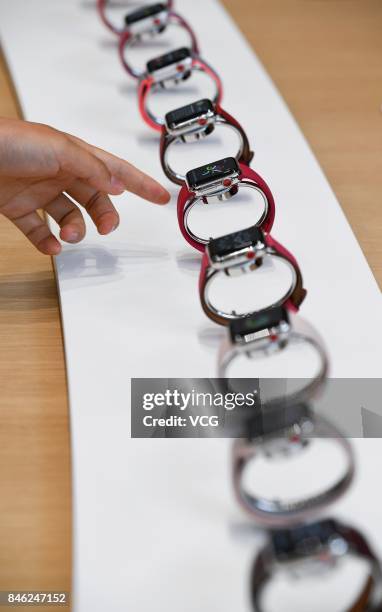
[1,1,382,610]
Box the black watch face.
[125,3,166,26]
[209,227,264,259]
[165,99,214,129]
[147,47,191,74]
[186,157,239,191]
[230,307,289,343]
[272,520,338,561]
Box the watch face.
[208,227,264,260]
[230,307,289,343]
[125,3,166,26]
[186,157,239,191]
[146,47,191,74]
[272,520,338,561]
[165,99,214,130]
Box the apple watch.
[160,99,254,184]
[217,306,328,407]
[199,226,306,325]
[118,5,199,79]
[251,519,382,611]
[231,404,355,526]
[177,158,275,252]
[97,1,175,36]
[138,47,223,131]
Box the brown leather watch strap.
[216,103,254,165]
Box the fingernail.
[67,230,80,243]
[99,222,118,235]
[111,176,125,193]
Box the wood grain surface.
[0,53,71,610]
[0,1,381,609]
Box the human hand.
[0,118,170,255]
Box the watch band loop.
[239,163,275,233]
[97,0,175,36]
[97,0,123,34]
[168,12,200,56]
[118,12,200,80]
[177,164,275,252]
[160,104,254,186]
[198,232,306,326]
[215,103,254,165]
[138,57,223,131]
[265,235,307,311]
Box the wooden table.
[0,1,381,609]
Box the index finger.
[67,134,171,205]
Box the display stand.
[1,1,381,610]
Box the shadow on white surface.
[57,242,170,286]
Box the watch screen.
[230,306,289,343]
[125,3,166,26]
[208,227,264,259]
[165,99,214,129]
[186,157,239,190]
[273,520,338,560]
[147,47,191,74]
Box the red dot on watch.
[176,64,185,72]
[223,178,232,187]
[246,251,256,260]
[153,18,162,25]
[290,434,300,443]
[270,334,278,341]
[198,118,207,126]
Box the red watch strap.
[177,164,276,252]
[177,183,204,252]
[199,250,209,294]
[119,12,199,79]
[160,103,254,186]
[198,233,306,325]
[169,12,200,55]
[216,104,254,165]
[265,235,307,311]
[97,0,123,35]
[238,163,275,233]
[139,58,223,132]
[118,29,135,77]
[138,77,163,132]
[159,127,170,177]
[192,58,224,105]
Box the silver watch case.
[256,418,312,460]
[150,55,193,87]
[127,9,169,39]
[272,533,349,579]
[186,167,241,202]
[231,319,292,358]
[207,238,267,277]
[165,107,216,142]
